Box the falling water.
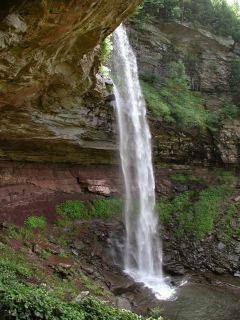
[110,23,174,299]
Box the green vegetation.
[55,198,123,221]
[0,244,163,319]
[169,173,204,182]
[54,219,73,227]
[0,267,148,319]
[55,234,69,250]
[156,174,237,238]
[89,198,124,218]
[100,35,113,77]
[24,216,47,229]
[206,98,238,131]
[55,201,88,220]
[140,60,237,130]
[130,0,240,42]
[140,61,208,127]
[1,225,33,241]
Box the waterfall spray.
[110,23,174,299]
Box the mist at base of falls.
[110,23,174,300]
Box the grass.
[140,60,237,130]
[156,180,237,239]
[0,245,153,320]
[140,65,208,129]
[24,216,47,229]
[2,225,34,241]
[169,173,205,182]
[54,219,73,227]
[82,275,103,296]
[55,198,124,222]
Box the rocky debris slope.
[1,211,240,319]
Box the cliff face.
[0,0,142,164]
[1,1,240,213]
[127,21,240,169]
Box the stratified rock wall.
[126,21,240,169]
[0,0,142,164]
[128,22,239,92]
[0,1,240,168]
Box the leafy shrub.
[155,199,172,223]
[0,265,150,320]
[130,0,240,42]
[226,203,236,216]
[229,57,240,107]
[192,201,214,238]
[141,61,208,128]
[0,246,33,279]
[55,198,124,220]
[89,198,124,218]
[100,35,113,77]
[139,72,160,84]
[24,216,47,229]
[56,201,88,219]
[207,99,238,131]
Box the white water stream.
[110,23,174,299]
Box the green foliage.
[2,225,33,241]
[131,0,240,42]
[141,60,207,127]
[156,191,193,224]
[155,200,172,223]
[0,265,150,320]
[0,245,33,279]
[55,198,123,220]
[55,235,69,250]
[100,35,113,77]
[24,216,47,229]
[89,198,124,218]
[54,219,73,227]
[207,98,238,131]
[214,170,238,183]
[141,59,237,130]
[39,249,51,259]
[169,173,187,181]
[156,181,235,238]
[56,201,88,220]
[139,72,160,84]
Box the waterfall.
[110,23,174,299]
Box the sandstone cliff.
[1,1,240,212]
[0,0,142,164]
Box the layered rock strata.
[0,0,142,163]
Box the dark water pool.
[132,275,240,320]
[157,281,240,320]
